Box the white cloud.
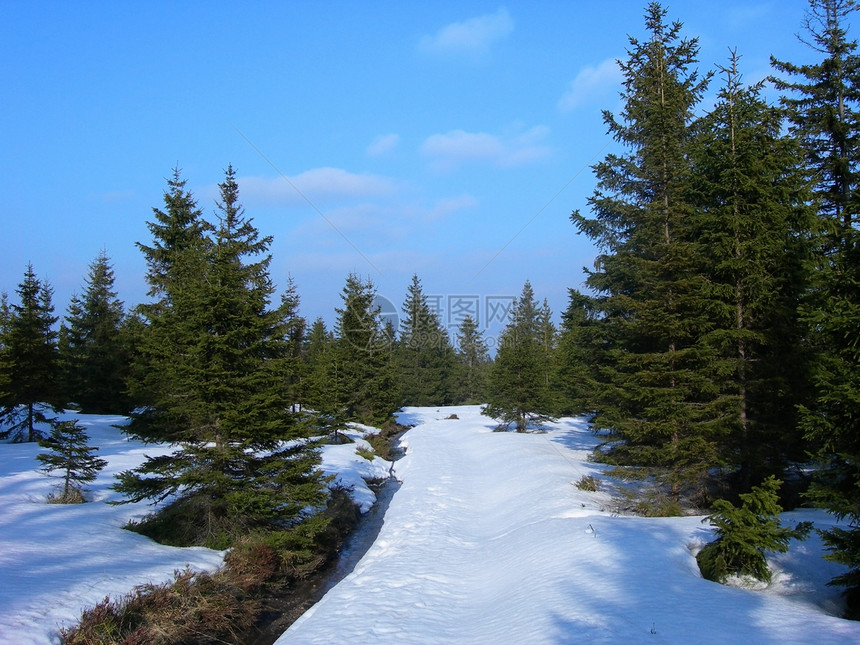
[425,194,479,222]
[98,189,136,203]
[558,58,622,112]
[366,133,400,157]
[420,125,550,171]
[238,167,397,206]
[418,8,514,59]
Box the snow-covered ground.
[3,406,860,644]
[0,411,390,644]
[282,406,860,644]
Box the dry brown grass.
[61,567,260,645]
[61,489,362,644]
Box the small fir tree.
[36,419,107,503]
[303,317,333,412]
[697,476,812,584]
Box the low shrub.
[610,486,684,517]
[356,446,375,461]
[61,567,260,645]
[46,487,86,504]
[124,495,245,550]
[575,474,601,492]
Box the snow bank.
[0,412,225,643]
[0,411,392,644]
[319,426,393,513]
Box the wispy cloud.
[418,8,514,60]
[366,133,400,157]
[723,3,771,29]
[558,58,622,112]
[426,194,479,221]
[98,189,136,203]
[238,167,397,206]
[420,125,550,171]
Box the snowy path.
[281,406,860,644]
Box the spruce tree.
[0,264,61,442]
[37,419,107,503]
[555,289,602,416]
[772,0,860,610]
[128,167,210,430]
[59,251,130,414]
[537,298,558,408]
[570,3,714,499]
[0,294,10,406]
[454,315,490,404]
[282,278,308,413]
[688,52,813,490]
[115,167,325,542]
[697,476,811,584]
[484,281,554,432]
[304,317,337,425]
[325,273,399,426]
[397,274,456,406]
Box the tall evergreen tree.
[554,289,602,416]
[304,317,335,417]
[484,281,554,432]
[772,0,860,612]
[115,167,325,541]
[281,277,307,412]
[59,251,130,414]
[537,298,558,407]
[454,315,490,404]
[0,293,12,406]
[0,292,10,341]
[324,273,399,427]
[397,274,456,406]
[688,52,813,489]
[128,167,210,424]
[570,3,714,499]
[0,264,61,442]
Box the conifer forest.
[3,0,860,633]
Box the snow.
[281,406,860,644]
[317,426,393,514]
[3,406,860,644]
[0,410,391,644]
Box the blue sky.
[2,1,821,339]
